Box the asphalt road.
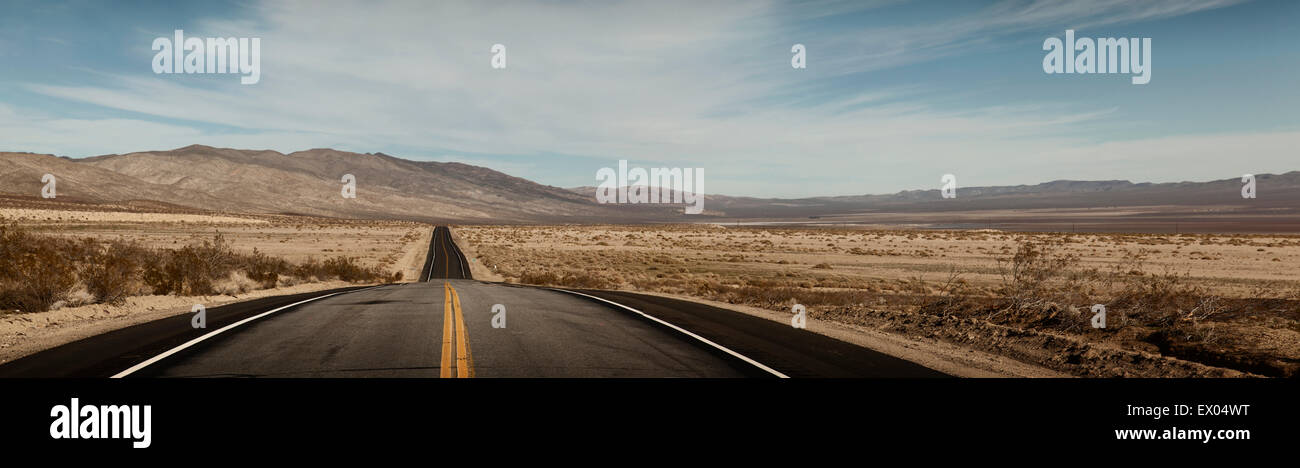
[0,226,948,378]
[421,225,471,281]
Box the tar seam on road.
[111,285,383,378]
[548,288,790,378]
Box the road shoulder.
[619,290,1068,378]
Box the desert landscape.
[6,0,1298,450]
[461,224,1300,377]
[0,194,430,363]
[4,145,1300,378]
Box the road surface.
[0,226,948,378]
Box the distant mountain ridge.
[3,145,1298,223]
[568,172,1300,219]
[2,145,671,222]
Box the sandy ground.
[393,226,435,282]
[6,207,429,274]
[459,224,1299,377]
[450,225,505,282]
[724,204,1300,234]
[0,208,267,225]
[460,225,1300,298]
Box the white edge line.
[549,288,790,378]
[452,233,470,277]
[424,227,438,282]
[440,226,470,279]
[111,286,381,378]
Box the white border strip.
[449,231,470,277]
[549,289,789,378]
[423,227,438,282]
[111,286,380,378]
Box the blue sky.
[1,0,1297,197]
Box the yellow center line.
[440,282,454,378]
[439,281,474,378]
[450,285,474,378]
[441,228,450,279]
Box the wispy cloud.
[2,0,1290,197]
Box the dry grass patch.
[0,224,399,314]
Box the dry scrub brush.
[988,239,1224,335]
[0,225,79,312]
[0,224,399,313]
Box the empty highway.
[0,226,947,378]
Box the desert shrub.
[80,240,146,305]
[691,278,724,296]
[323,256,368,282]
[556,272,611,289]
[0,225,78,312]
[294,256,389,283]
[723,286,872,309]
[994,240,1079,312]
[513,270,611,289]
[1109,269,1221,329]
[518,271,560,285]
[141,253,181,296]
[1,226,395,312]
[243,248,291,289]
[982,238,1226,335]
[142,234,238,295]
[176,233,238,294]
[293,258,326,281]
[213,270,258,296]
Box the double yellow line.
[438,227,452,279]
[440,282,474,378]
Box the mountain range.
[1,145,674,222]
[3,145,1298,228]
